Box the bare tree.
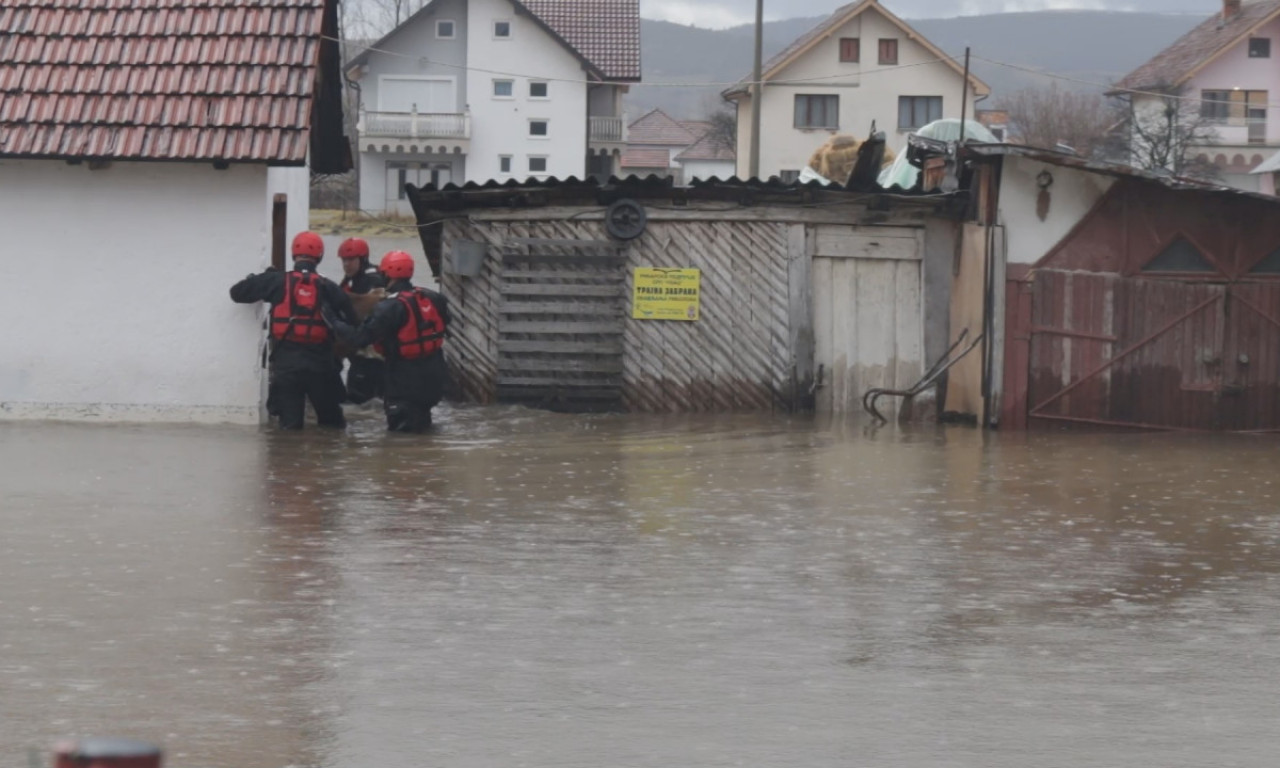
[997,83,1114,156]
[1113,83,1220,180]
[705,105,737,154]
[342,0,428,41]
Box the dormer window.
[1250,37,1271,58]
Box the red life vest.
[269,271,330,344]
[390,289,446,359]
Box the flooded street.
[3,408,1280,767]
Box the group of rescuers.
[230,231,452,433]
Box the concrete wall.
[466,0,588,182]
[735,5,978,179]
[0,160,271,423]
[999,156,1114,265]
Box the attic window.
[1248,246,1280,274]
[878,39,898,65]
[1250,37,1271,58]
[839,38,860,63]
[494,20,511,38]
[1142,237,1216,273]
[436,20,455,39]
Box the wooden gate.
[1025,270,1280,430]
[495,238,627,410]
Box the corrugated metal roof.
[0,0,329,163]
[1113,1,1280,92]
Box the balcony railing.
[361,109,470,140]
[589,115,625,143]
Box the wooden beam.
[498,340,624,354]
[499,300,622,315]
[500,283,625,297]
[499,321,625,334]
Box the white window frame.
[435,19,456,39]
[529,81,549,99]
[529,119,549,138]
[492,79,515,99]
[499,155,513,174]
[493,19,512,39]
[375,75,458,113]
[528,155,548,174]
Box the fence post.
[53,738,162,768]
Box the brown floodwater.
[2,406,1279,767]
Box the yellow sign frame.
[632,268,701,321]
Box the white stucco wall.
[735,6,978,179]
[998,156,1115,265]
[466,0,588,182]
[679,159,737,182]
[358,0,470,114]
[0,160,271,423]
[1188,16,1280,145]
[267,166,311,239]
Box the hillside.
[628,10,1204,121]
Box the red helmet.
[291,231,325,261]
[379,250,415,279]
[338,237,370,261]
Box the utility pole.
[749,0,763,179]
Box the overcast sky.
[639,0,1223,28]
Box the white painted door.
[379,78,455,113]
[811,225,924,417]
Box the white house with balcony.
[346,0,640,214]
[1113,0,1280,193]
[720,0,987,182]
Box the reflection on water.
[3,409,1279,767]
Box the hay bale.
[806,135,898,184]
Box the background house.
[620,109,698,181]
[675,132,737,182]
[1113,0,1280,192]
[0,0,347,424]
[346,0,640,215]
[722,0,988,181]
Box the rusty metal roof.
[1113,1,1280,92]
[0,0,330,163]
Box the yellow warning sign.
[632,268,701,321]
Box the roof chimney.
[1224,0,1242,20]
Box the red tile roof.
[0,0,331,163]
[621,148,671,169]
[676,132,735,162]
[521,0,640,82]
[1114,1,1280,91]
[627,109,699,146]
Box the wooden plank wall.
[438,216,800,413]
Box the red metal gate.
[1023,270,1280,431]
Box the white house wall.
[736,6,978,179]
[360,151,467,216]
[466,0,588,182]
[679,159,736,182]
[267,166,311,239]
[358,0,469,114]
[0,160,270,423]
[999,156,1114,265]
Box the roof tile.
[1113,1,1280,91]
[520,0,640,81]
[627,108,699,146]
[0,0,328,162]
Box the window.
[1143,237,1215,273]
[839,37,860,63]
[1250,37,1271,57]
[898,95,942,131]
[530,81,549,98]
[529,156,548,173]
[397,167,408,200]
[493,79,513,97]
[529,120,548,137]
[1250,246,1280,274]
[494,20,511,38]
[794,94,839,129]
[499,155,512,173]
[1201,89,1231,122]
[436,20,455,39]
[878,38,898,65]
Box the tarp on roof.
[877,119,999,190]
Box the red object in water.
[54,738,162,768]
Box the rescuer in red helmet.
[335,237,388,405]
[230,231,358,429]
[328,250,452,432]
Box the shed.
[0,0,347,423]
[408,176,964,417]
[951,144,1280,431]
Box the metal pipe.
[748,0,764,179]
[959,47,970,142]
